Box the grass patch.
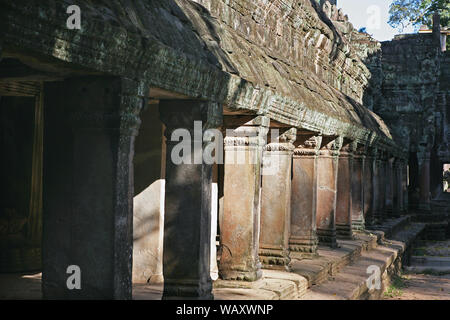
[383,274,407,298]
[420,269,450,276]
[413,247,427,256]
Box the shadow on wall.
[132,100,165,284]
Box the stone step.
[289,217,410,289]
[368,216,411,239]
[405,266,450,274]
[410,256,450,267]
[132,216,423,300]
[301,245,400,300]
[213,269,307,300]
[300,221,425,300]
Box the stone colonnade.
[158,109,408,299]
[38,79,408,299]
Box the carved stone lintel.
[68,78,146,137]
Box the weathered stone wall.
[363,30,449,202]
[0,0,401,151]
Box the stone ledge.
[367,216,411,239]
[289,232,378,288]
[213,270,306,300]
[301,219,425,300]
[131,217,420,300]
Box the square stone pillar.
[351,142,365,231]
[336,140,353,239]
[401,159,409,213]
[219,116,269,281]
[365,146,379,226]
[42,77,145,299]
[385,156,395,217]
[378,152,387,222]
[159,100,222,299]
[418,151,431,212]
[363,146,374,226]
[396,160,404,214]
[259,128,296,270]
[289,134,322,256]
[392,158,402,217]
[316,136,342,248]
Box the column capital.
[351,141,366,158]
[160,100,222,132]
[293,134,322,156]
[319,136,343,157]
[265,127,297,152]
[223,115,269,147]
[338,139,353,157]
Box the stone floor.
[414,240,450,256]
[0,272,42,300]
[383,273,450,300]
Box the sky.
[338,0,418,41]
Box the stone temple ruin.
[0,0,448,300]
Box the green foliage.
[383,274,407,298]
[388,0,450,32]
[413,247,427,256]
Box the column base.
[219,265,262,282]
[352,218,365,231]
[259,248,291,271]
[317,228,337,248]
[289,235,318,255]
[371,212,385,225]
[386,208,401,218]
[336,223,353,239]
[163,279,213,300]
[418,203,432,212]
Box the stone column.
[418,151,431,212]
[392,158,402,217]
[27,85,44,250]
[289,134,322,256]
[378,151,387,222]
[219,116,269,281]
[366,146,379,226]
[385,156,395,217]
[363,145,374,226]
[259,128,296,270]
[401,159,409,213]
[42,77,144,299]
[159,100,222,299]
[316,136,342,248]
[351,142,365,231]
[336,140,353,239]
